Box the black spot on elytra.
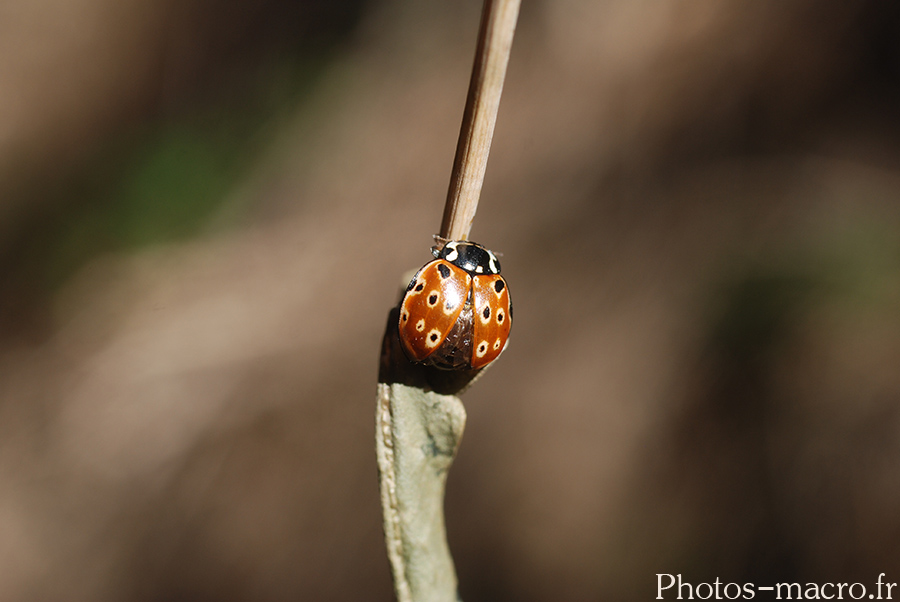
[494,280,505,293]
[430,333,439,342]
[497,311,504,323]
[482,306,491,319]
[428,294,438,306]
[437,264,451,278]
[478,343,487,352]
[415,283,424,292]
[445,301,455,310]
[401,312,408,322]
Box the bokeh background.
[1,0,899,600]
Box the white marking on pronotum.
[475,265,484,273]
[425,329,443,348]
[444,241,459,262]
[488,252,498,274]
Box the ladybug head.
[434,240,501,275]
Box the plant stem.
[440,0,521,242]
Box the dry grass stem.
[440,0,521,242]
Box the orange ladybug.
[398,241,512,370]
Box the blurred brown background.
[1,0,899,600]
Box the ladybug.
[398,240,512,370]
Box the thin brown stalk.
[440,0,521,242]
